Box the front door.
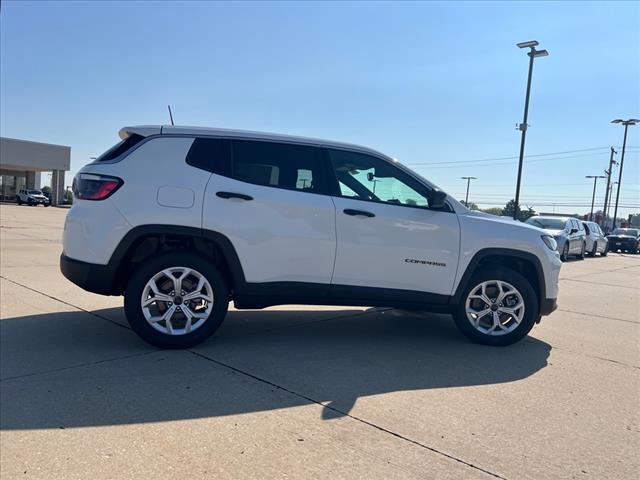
[326,148,460,298]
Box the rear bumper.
[60,254,118,295]
[540,298,557,316]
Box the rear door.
[201,138,337,287]
[326,148,460,298]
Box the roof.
[118,125,391,160]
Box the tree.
[459,200,479,210]
[41,185,52,195]
[502,199,535,221]
[481,207,503,216]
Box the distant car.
[17,189,50,206]
[582,221,608,257]
[606,228,640,254]
[525,216,586,261]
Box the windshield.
[28,190,42,195]
[525,217,566,230]
[611,228,639,236]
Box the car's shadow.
[0,307,551,430]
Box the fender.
[450,248,546,307]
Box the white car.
[17,189,50,206]
[61,125,561,348]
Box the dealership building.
[0,137,70,205]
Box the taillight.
[72,173,123,201]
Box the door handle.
[343,208,375,218]
[216,191,253,201]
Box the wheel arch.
[452,248,546,308]
[108,225,246,295]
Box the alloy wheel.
[140,266,214,335]
[465,280,525,336]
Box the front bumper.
[540,297,558,315]
[60,254,118,295]
[608,240,637,250]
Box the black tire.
[601,244,608,257]
[17,199,22,205]
[43,203,49,207]
[124,252,229,349]
[453,267,539,347]
[589,243,597,257]
[578,242,586,260]
[560,243,569,262]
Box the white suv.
[61,125,561,348]
[17,189,50,206]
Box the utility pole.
[611,119,639,229]
[514,40,549,220]
[461,176,477,207]
[585,175,605,221]
[601,147,617,227]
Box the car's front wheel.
[453,268,539,346]
[124,252,229,349]
[578,242,586,260]
[560,243,569,262]
[589,242,597,257]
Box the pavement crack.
[561,278,638,290]
[556,308,638,325]
[0,351,155,382]
[0,276,129,330]
[188,349,508,480]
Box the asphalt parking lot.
[0,204,638,480]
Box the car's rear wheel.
[453,268,539,346]
[17,199,22,205]
[124,252,229,348]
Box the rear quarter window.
[95,134,145,162]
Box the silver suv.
[525,216,586,261]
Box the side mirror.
[430,190,447,209]
[570,228,578,234]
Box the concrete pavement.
[1,204,638,479]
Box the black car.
[606,228,640,253]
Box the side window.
[327,148,436,209]
[231,140,329,194]
[186,137,232,175]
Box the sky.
[1,0,639,217]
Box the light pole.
[605,181,619,231]
[585,175,606,221]
[461,176,477,207]
[610,119,639,229]
[513,40,549,220]
[601,147,617,227]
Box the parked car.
[525,216,586,261]
[606,228,640,253]
[17,189,50,206]
[582,221,608,257]
[60,125,562,348]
